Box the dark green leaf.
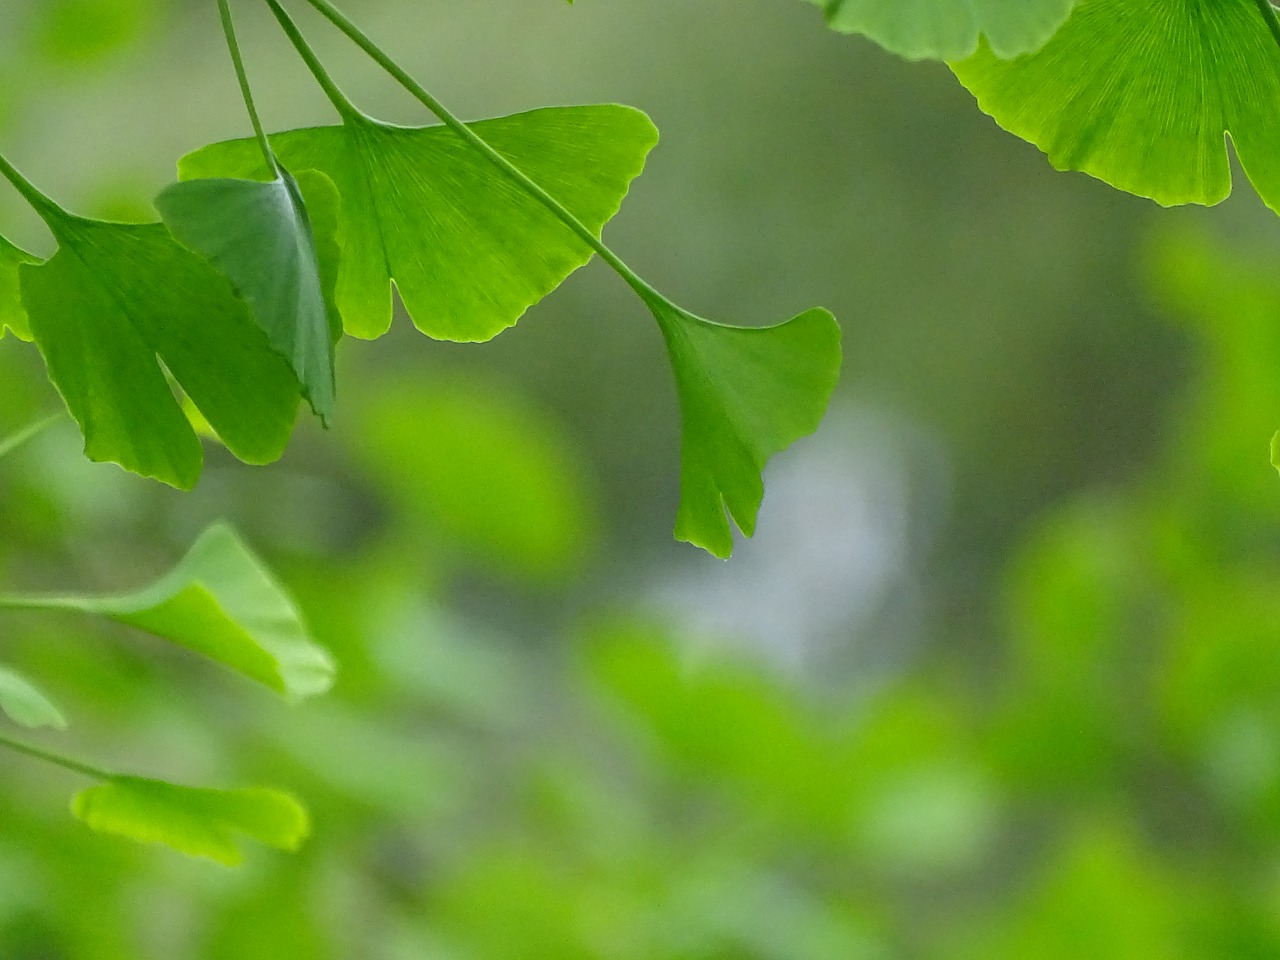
[178,105,658,342]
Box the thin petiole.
[287,0,669,308]
[0,153,68,226]
[217,0,280,175]
[0,731,112,780]
[0,413,65,463]
[263,0,361,121]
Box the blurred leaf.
[21,217,300,489]
[156,168,342,423]
[4,524,334,701]
[36,0,158,64]
[0,234,36,341]
[0,665,66,730]
[179,105,658,341]
[953,0,1280,211]
[649,300,841,558]
[71,776,309,866]
[804,0,1076,60]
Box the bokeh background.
[3,0,1280,956]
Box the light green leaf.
[952,0,1280,211]
[178,105,658,342]
[649,299,842,559]
[6,524,333,702]
[804,0,1076,60]
[0,233,36,341]
[72,776,309,866]
[156,168,342,423]
[0,665,67,730]
[20,217,301,488]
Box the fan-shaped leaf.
[72,776,309,866]
[156,168,342,423]
[20,216,301,488]
[648,299,842,559]
[952,0,1280,211]
[0,665,66,730]
[804,0,1077,60]
[178,105,658,342]
[0,234,36,341]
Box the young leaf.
[20,218,301,488]
[0,233,36,341]
[0,665,67,730]
[648,299,842,559]
[803,0,1077,60]
[72,776,309,866]
[178,105,658,342]
[156,169,342,424]
[952,0,1280,212]
[3,524,334,702]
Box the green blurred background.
[4,0,1280,956]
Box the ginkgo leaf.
[20,216,302,488]
[951,0,1280,211]
[178,105,658,342]
[0,233,36,341]
[72,776,309,866]
[803,0,1077,60]
[0,524,333,702]
[156,168,342,423]
[648,299,842,559]
[0,665,67,730]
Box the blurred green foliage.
[5,0,1280,957]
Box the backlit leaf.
[178,105,658,342]
[0,665,66,730]
[648,299,842,559]
[20,215,301,488]
[0,234,36,341]
[72,776,309,866]
[952,0,1280,211]
[803,0,1077,60]
[156,168,342,423]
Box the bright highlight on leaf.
[648,299,842,559]
[179,105,658,342]
[20,217,301,489]
[156,168,342,424]
[804,0,1077,60]
[4,524,333,702]
[952,0,1280,212]
[0,234,36,341]
[72,776,309,866]
[0,665,67,730]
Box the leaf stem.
[262,0,361,121]
[217,0,280,175]
[0,153,69,226]
[0,412,65,463]
[287,0,668,307]
[1255,0,1280,50]
[0,731,111,780]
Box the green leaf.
[7,524,333,702]
[0,233,36,341]
[178,105,658,342]
[804,0,1077,60]
[155,168,342,424]
[649,299,842,559]
[72,776,309,866]
[0,665,67,730]
[951,0,1280,211]
[20,217,302,488]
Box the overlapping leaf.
[804,0,1077,60]
[156,168,342,423]
[952,0,1280,211]
[649,299,842,559]
[3,524,333,701]
[20,216,301,488]
[0,233,36,341]
[179,105,658,342]
[0,665,66,729]
[72,776,309,866]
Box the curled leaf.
[0,234,36,341]
[0,665,67,730]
